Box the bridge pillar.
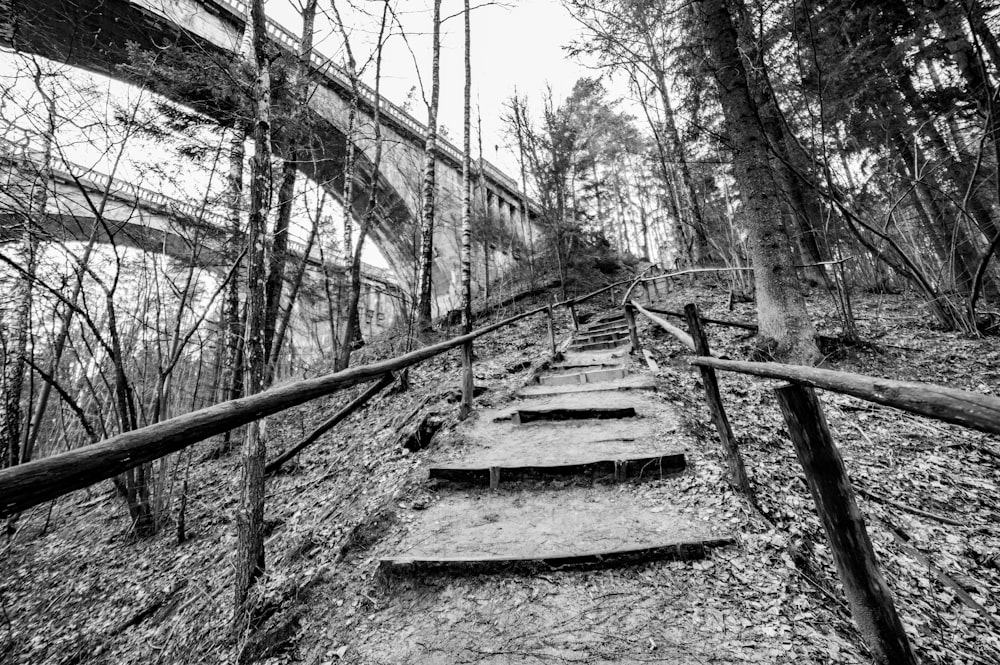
[363,283,373,336]
[499,198,513,258]
[373,289,383,334]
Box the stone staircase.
[380,311,733,574]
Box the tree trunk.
[337,1,390,371]
[644,31,711,263]
[477,115,491,301]
[263,161,295,367]
[698,0,820,363]
[459,0,474,418]
[2,173,40,469]
[234,0,271,625]
[220,126,247,455]
[416,0,443,331]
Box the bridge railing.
[207,0,527,202]
[1,135,396,285]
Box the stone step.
[512,405,636,424]
[493,392,664,421]
[575,330,629,344]
[593,311,627,323]
[582,320,628,334]
[381,488,733,574]
[570,339,630,352]
[545,362,622,374]
[518,374,656,397]
[537,367,628,386]
[555,349,629,367]
[429,446,684,487]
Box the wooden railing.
[629,300,1000,665]
[0,275,630,518]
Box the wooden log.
[623,304,641,352]
[645,306,758,332]
[637,265,754,283]
[631,301,723,358]
[0,304,550,518]
[693,357,1000,436]
[684,304,752,496]
[460,341,474,419]
[619,265,656,306]
[546,304,556,356]
[631,301,695,350]
[775,384,917,665]
[265,373,395,476]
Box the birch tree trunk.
[459,0,474,417]
[416,0,443,331]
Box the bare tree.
[416,0,443,331]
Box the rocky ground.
[1,276,998,665]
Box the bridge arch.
[3,0,541,315]
[0,148,406,361]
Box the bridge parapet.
[0,135,397,286]
[205,0,528,204]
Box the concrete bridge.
[2,0,540,316]
[0,140,406,362]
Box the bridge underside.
[4,0,420,292]
[0,207,404,360]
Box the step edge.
[379,537,735,572]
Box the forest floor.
[1,276,999,665]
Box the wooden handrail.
[633,259,852,285]
[620,264,659,306]
[0,304,550,518]
[692,357,1000,436]
[630,301,722,358]
[637,265,753,283]
[0,274,632,518]
[559,277,632,306]
[643,306,758,331]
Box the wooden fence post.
[774,383,917,665]
[460,340,474,419]
[569,303,580,331]
[623,303,641,352]
[683,303,752,496]
[546,302,557,356]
